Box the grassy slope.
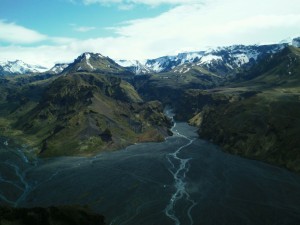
[0,72,171,157]
[186,46,300,172]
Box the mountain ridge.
[2,37,299,76]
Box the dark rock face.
[0,205,106,225]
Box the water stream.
[0,139,36,207]
[164,114,197,225]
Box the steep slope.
[181,46,300,173]
[2,72,170,157]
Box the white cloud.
[0,20,47,44]
[83,0,202,6]
[73,26,96,32]
[109,0,300,54]
[1,0,300,68]
[118,4,135,10]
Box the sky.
[0,0,299,67]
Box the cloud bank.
[0,20,47,44]
[0,0,299,67]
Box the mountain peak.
[79,52,105,60]
[62,52,131,76]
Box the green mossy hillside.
[177,46,300,173]
[0,72,171,157]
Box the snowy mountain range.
[116,43,288,75]
[0,60,48,76]
[1,37,299,76]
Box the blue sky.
[0,0,300,67]
[0,0,170,40]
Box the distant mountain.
[116,44,287,75]
[2,38,298,77]
[145,51,206,73]
[49,63,69,74]
[114,59,152,74]
[0,60,48,76]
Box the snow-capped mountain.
[116,43,288,75]
[3,37,298,77]
[114,60,152,74]
[144,51,207,73]
[49,63,69,74]
[0,60,48,76]
[179,44,287,76]
[62,52,129,75]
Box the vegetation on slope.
[180,46,300,172]
[0,71,171,157]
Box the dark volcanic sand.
[1,122,300,225]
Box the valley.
[0,41,300,224]
[1,121,300,225]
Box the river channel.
[1,120,300,225]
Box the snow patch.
[84,53,94,70]
[233,54,250,65]
[97,53,105,58]
[182,68,191,74]
[199,55,222,64]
